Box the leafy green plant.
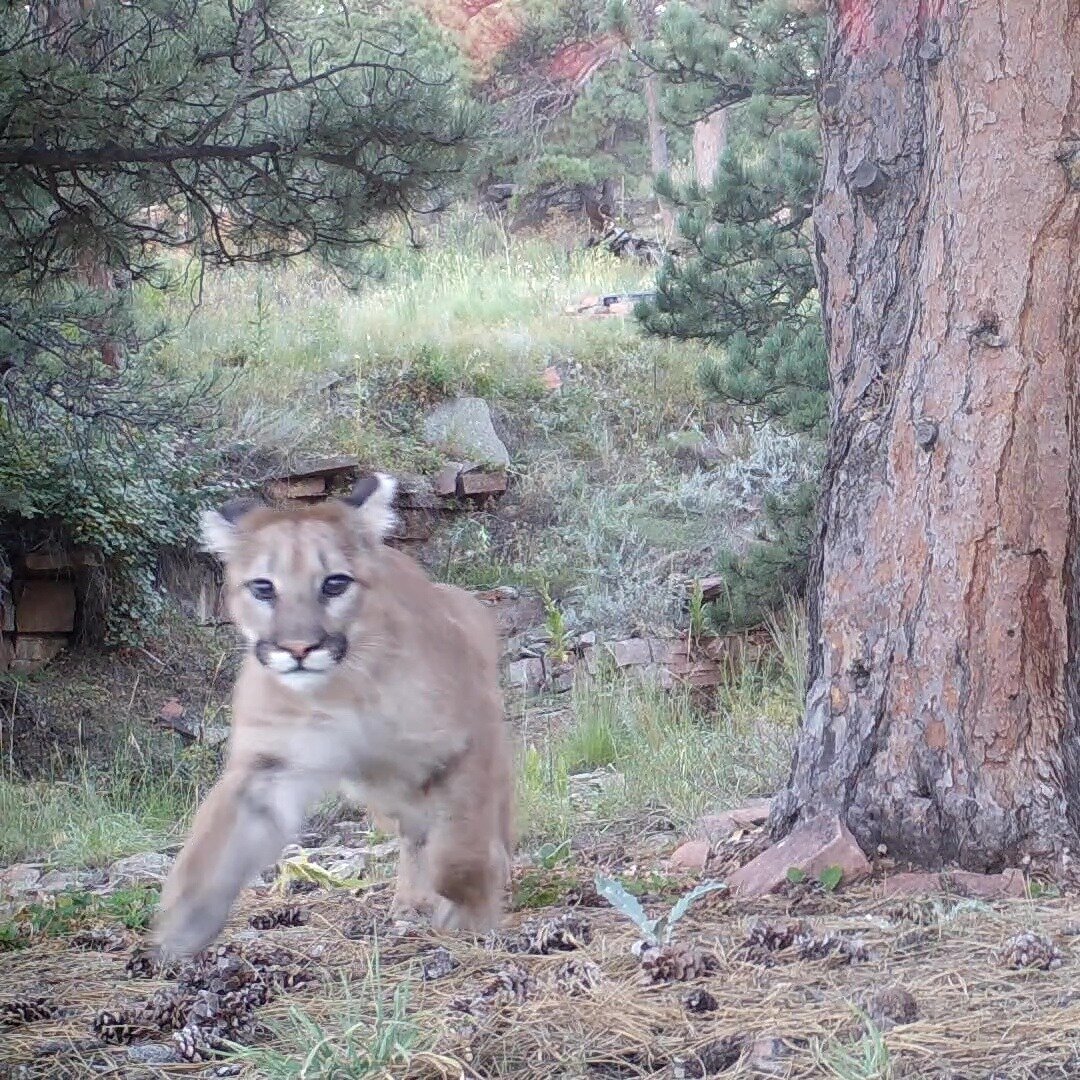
[819,865,843,893]
[595,874,726,946]
[542,587,571,664]
[786,865,843,893]
[536,839,573,869]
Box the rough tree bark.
[771,0,1080,870]
[692,109,727,189]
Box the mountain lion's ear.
[200,497,263,560]
[341,473,397,543]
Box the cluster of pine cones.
[739,918,869,966]
[494,913,593,955]
[92,940,317,1061]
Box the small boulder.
[728,813,870,897]
[668,840,710,872]
[0,863,42,897]
[108,852,173,887]
[423,397,510,468]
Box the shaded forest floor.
[4,221,1075,1078]
[3,823,1080,1079]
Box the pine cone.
[126,946,179,980]
[172,1023,224,1063]
[0,997,61,1025]
[867,986,919,1030]
[683,988,718,1014]
[92,1007,155,1044]
[640,943,719,984]
[551,957,603,995]
[672,1036,746,1078]
[421,946,460,981]
[740,919,808,962]
[797,932,870,966]
[511,913,592,954]
[999,931,1064,971]
[72,928,127,953]
[249,905,308,930]
[140,986,197,1031]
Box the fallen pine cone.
[125,946,180,980]
[551,957,603,994]
[672,1035,746,1078]
[172,1022,225,1063]
[0,997,62,1025]
[866,986,919,1030]
[72,928,128,953]
[999,931,1064,971]
[641,943,719,984]
[494,913,592,955]
[249,905,308,930]
[92,1007,156,1044]
[684,988,718,1014]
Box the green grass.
[228,957,442,1079]
[515,629,801,848]
[0,886,159,951]
[0,742,211,867]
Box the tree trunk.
[772,0,1080,870]
[692,108,727,189]
[643,71,673,231]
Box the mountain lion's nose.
[278,640,317,660]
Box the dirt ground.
[3,831,1080,1080]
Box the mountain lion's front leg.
[155,756,333,959]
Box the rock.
[433,463,463,497]
[127,1044,182,1065]
[108,852,173,887]
[0,863,42,897]
[11,635,67,672]
[458,468,508,496]
[879,868,1027,900]
[38,869,107,893]
[542,366,562,391]
[266,476,326,500]
[202,725,230,748]
[668,841,710,872]
[727,813,871,898]
[15,579,76,633]
[423,397,510,468]
[507,657,546,692]
[693,798,773,843]
[610,638,655,667]
[159,697,185,724]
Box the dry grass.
[3,848,1080,1079]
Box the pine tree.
[637,0,825,629]
[0,0,477,427]
[0,0,477,640]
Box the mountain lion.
[154,474,514,958]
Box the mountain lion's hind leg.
[155,757,335,959]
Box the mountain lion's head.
[200,474,397,689]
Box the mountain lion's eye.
[321,574,353,599]
[247,579,276,602]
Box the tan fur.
[155,477,514,958]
